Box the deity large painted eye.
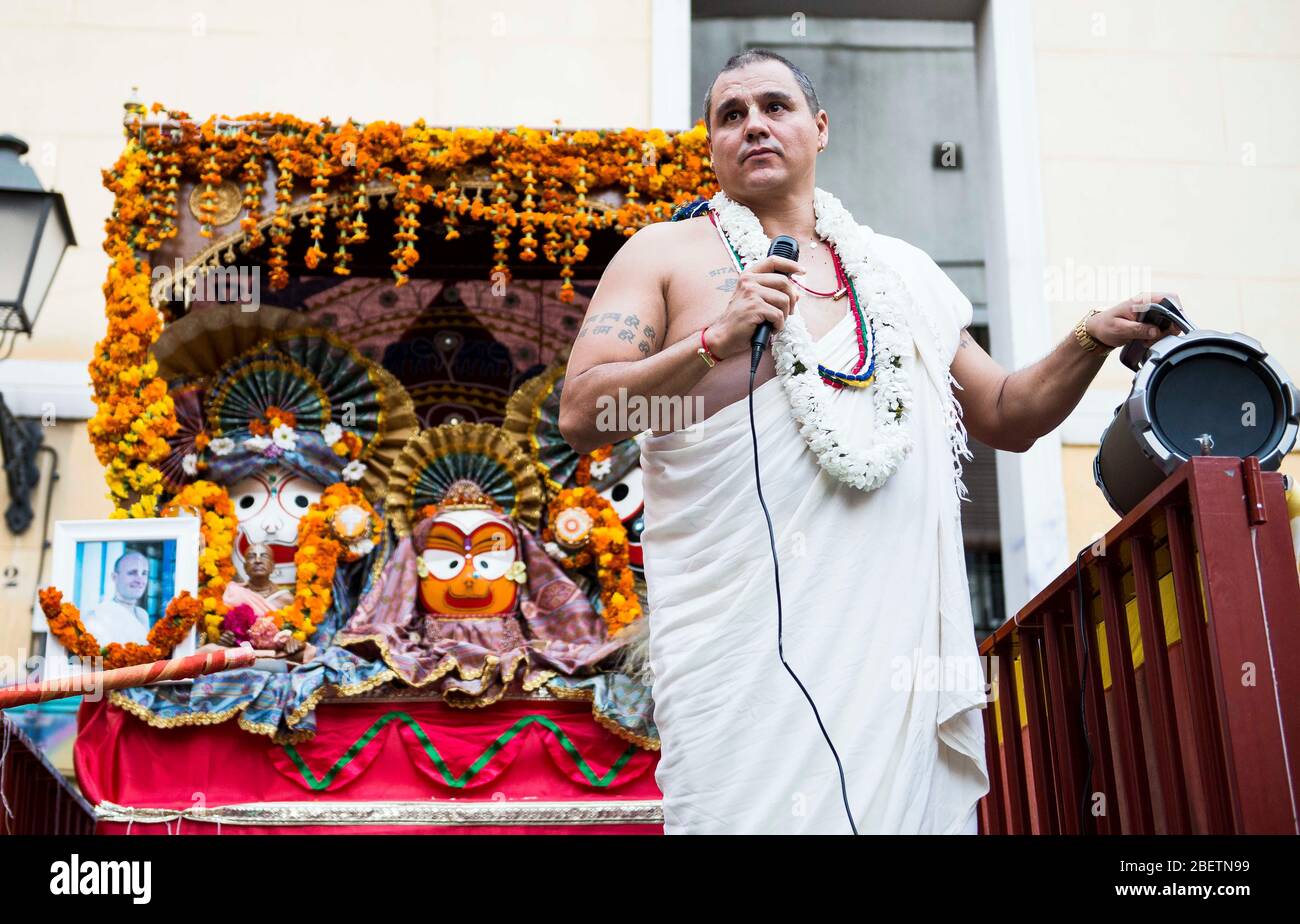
[421,549,466,581]
[278,476,322,518]
[471,550,513,581]
[231,486,268,517]
[600,467,644,523]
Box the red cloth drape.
[76,697,662,835]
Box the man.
[558,50,1175,834]
[85,550,152,646]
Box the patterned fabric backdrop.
[216,274,599,427]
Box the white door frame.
[973,0,1070,616]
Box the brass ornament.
[188,180,243,226]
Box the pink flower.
[248,615,281,649]
[223,604,257,643]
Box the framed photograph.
[43,518,201,681]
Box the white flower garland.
[709,187,917,492]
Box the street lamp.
[0,134,75,533]
[0,134,75,336]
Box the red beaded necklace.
[706,207,872,390]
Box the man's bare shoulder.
[605,218,714,291]
[635,217,718,275]
[623,215,714,253]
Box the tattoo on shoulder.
[709,265,739,294]
[958,331,973,349]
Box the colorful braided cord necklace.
[706,206,876,391]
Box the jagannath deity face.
[229,465,323,585]
[417,508,520,616]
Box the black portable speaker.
[1094,304,1299,516]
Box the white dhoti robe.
[639,235,990,834]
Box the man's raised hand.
[703,255,804,360]
[1086,292,1185,350]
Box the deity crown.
[438,478,502,512]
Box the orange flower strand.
[39,587,205,670]
[542,486,642,635]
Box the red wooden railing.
[0,714,96,835]
[978,456,1300,834]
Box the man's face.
[707,59,827,200]
[244,545,275,579]
[114,553,149,603]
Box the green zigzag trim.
[281,710,640,792]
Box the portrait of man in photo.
[82,550,152,646]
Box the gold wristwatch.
[1074,307,1111,353]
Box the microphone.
[750,235,801,374]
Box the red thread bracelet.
[699,326,721,365]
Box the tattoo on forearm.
[958,332,973,349]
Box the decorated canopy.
[96,100,717,518]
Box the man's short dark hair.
[702,49,822,135]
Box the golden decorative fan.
[152,304,417,501]
[502,354,572,495]
[152,304,313,381]
[385,423,545,537]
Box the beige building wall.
[1030,0,1300,554]
[0,0,663,663]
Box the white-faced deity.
[228,465,323,585]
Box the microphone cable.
[748,360,859,835]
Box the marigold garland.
[305,150,331,270]
[238,130,266,250]
[390,170,431,287]
[39,587,205,670]
[542,486,642,635]
[268,142,296,290]
[97,106,715,516]
[161,480,237,642]
[116,108,715,298]
[92,133,178,518]
[277,483,384,638]
[197,149,222,237]
[572,444,613,487]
